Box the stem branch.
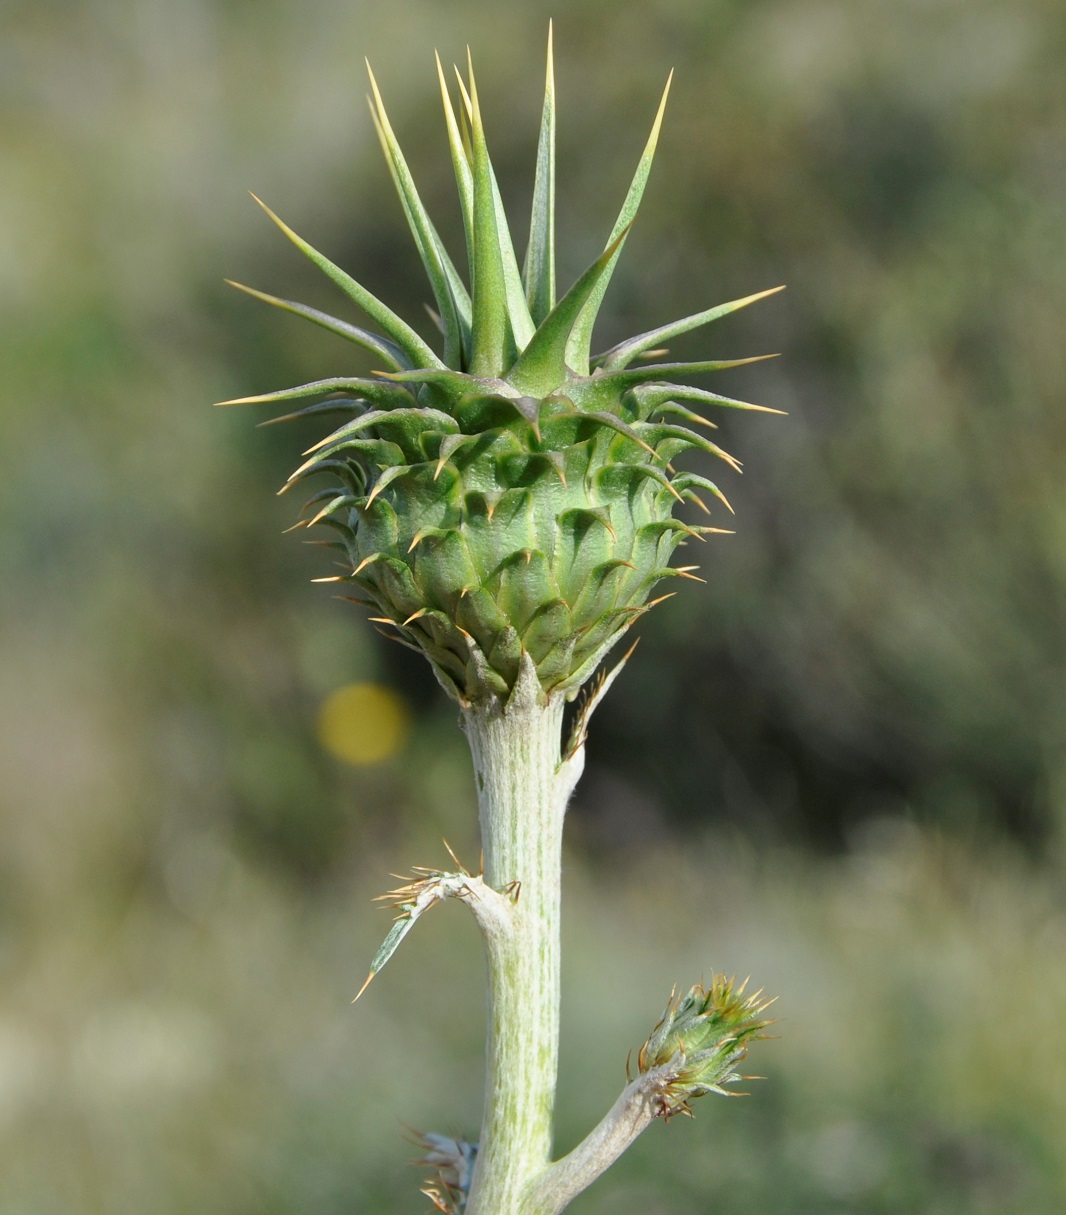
[525,1067,672,1215]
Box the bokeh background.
[3,0,1065,1211]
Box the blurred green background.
[2,0,1065,1211]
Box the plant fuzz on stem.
[223,26,780,1214]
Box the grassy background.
[2,0,1065,1211]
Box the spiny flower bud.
[223,32,783,709]
[637,976,774,1118]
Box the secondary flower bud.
[638,976,774,1118]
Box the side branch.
[524,1066,673,1215]
[525,973,775,1213]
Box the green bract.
[639,977,775,1117]
[222,32,782,708]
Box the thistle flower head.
[638,976,775,1118]
[223,28,782,708]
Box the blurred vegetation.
[2,0,1065,1211]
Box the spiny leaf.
[564,638,639,758]
[459,56,536,353]
[374,369,530,433]
[224,280,408,371]
[451,65,473,141]
[355,916,415,998]
[354,879,448,1003]
[366,63,471,367]
[247,194,443,370]
[373,366,479,388]
[365,462,416,507]
[631,382,787,415]
[564,72,673,375]
[561,616,646,698]
[506,225,632,396]
[643,401,717,430]
[297,485,354,513]
[304,407,457,455]
[256,399,367,427]
[585,353,780,399]
[467,62,519,377]
[521,597,572,662]
[435,53,475,324]
[289,438,404,482]
[624,461,684,500]
[633,422,743,472]
[659,564,707,584]
[670,470,734,512]
[524,21,556,325]
[576,405,658,458]
[215,377,411,408]
[596,285,786,371]
[488,169,537,353]
[280,456,366,496]
[304,494,361,528]
[434,432,485,478]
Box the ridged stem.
[461,657,583,1215]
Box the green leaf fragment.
[353,870,479,1001]
[356,915,418,999]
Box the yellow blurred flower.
[316,682,410,765]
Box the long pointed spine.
[366,64,472,368]
[247,194,443,370]
[506,226,632,397]
[597,285,786,372]
[224,279,408,371]
[563,74,672,376]
[467,65,517,377]
[524,22,557,325]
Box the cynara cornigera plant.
[222,28,778,1215]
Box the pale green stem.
[461,657,583,1215]
[523,1067,671,1215]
